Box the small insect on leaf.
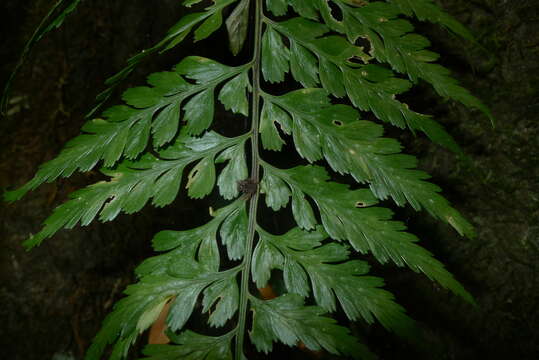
[237,178,258,199]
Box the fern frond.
[136,200,244,277]
[22,131,248,249]
[264,16,463,152]
[88,0,241,116]
[387,0,474,40]
[261,163,474,304]
[261,89,474,237]
[253,226,417,338]
[288,0,492,123]
[5,58,250,202]
[250,294,375,359]
[8,0,488,359]
[85,204,245,359]
[336,1,493,122]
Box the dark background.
[1,1,538,359]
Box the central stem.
[235,0,263,358]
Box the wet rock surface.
[1,1,537,359]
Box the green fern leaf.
[186,155,217,198]
[265,0,287,17]
[262,164,474,304]
[184,89,216,135]
[259,170,290,210]
[7,1,489,359]
[136,201,242,278]
[5,58,249,202]
[216,144,249,199]
[194,11,224,42]
[220,203,249,260]
[289,40,320,87]
[288,0,319,20]
[88,0,240,116]
[22,132,248,249]
[336,2,493,122]
[86,263,238,360]
[253,226,417,338]
[218,71,251,116]
[86,202,244,360]
[259,101,290,151]
[262,89,474,237]
[268,16,462,152]
[203,278,240,327]
[152,102,182,148]
[250,294,376,359]
[261,26,290,83]
[388,0,475,40]
[226,0,251,55]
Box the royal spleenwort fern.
[5,0,489,359]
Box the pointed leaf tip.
[22,234,42,251]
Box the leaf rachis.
[235,0,263,358]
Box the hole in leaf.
[354,36,372,55]
[347,57,365,65]
[186,169,200,188]
[328,2,343,21]
[355,201,367,208]
[333,120,343,126]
